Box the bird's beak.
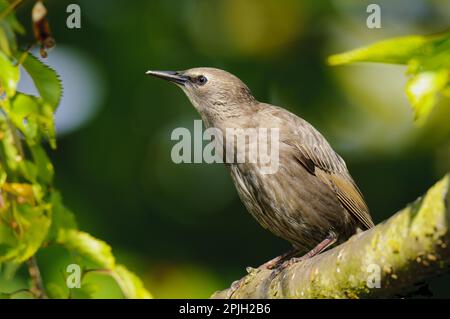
[145,70,188,86]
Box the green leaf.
[0,50,19,97]
[13,203,51,262]
[0,163,6,185]
[10,93,57,149]
[46,282,68,299]
[17,160,38,183]
[9,93,40,141]
[21,54,62,110]
[47,191,76,240]
[114,265,152,299]
[0,22,12,56]
[0,116,23,172]
[0,184,35,264]
[0,0,24,28]
[0,202,51,263]
[56,230,115,269]
[30,144,54,183]
[71,282,98,299]
[1,261,20,280]
[328,35,430,65]
[328,30,450,124]
[406,69,449,124]
[0,224,17,262]
[0,0,23,56]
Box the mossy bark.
[212,174,450,299]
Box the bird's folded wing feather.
[289,118,374,230]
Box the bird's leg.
[260,234,338,291]
[277,234,337,270]
[227,235,336,298]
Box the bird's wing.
[286,116,374,230]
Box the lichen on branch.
[212,174,450,299]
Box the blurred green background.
[5,0,450,298]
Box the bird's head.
[146,67,257,124]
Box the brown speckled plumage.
[147,67,374,257]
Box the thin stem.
[27,256,47,299]
[16,48,32,66]
[0,0,24,20]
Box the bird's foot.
[263,256,308,288]
[277,255,307,270]
[267,235,338,278]
[227,236,338,297]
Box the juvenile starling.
[146,68,374,267]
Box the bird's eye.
[197,75,207,85]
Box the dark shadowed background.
[5,0,450,297]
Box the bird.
[146,67,374,269]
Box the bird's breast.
[228,147,353,251]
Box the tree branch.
[27,257,47,299]
[212,174,450,299]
